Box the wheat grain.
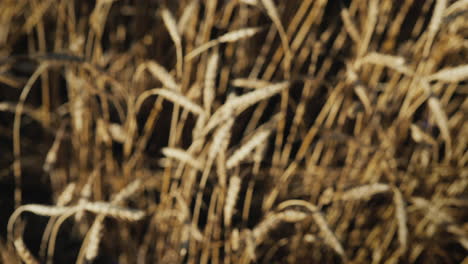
[162,147,203,171]
[14,204,72,217]
[108,123,127,143]
[56,183,76,206]
[231,228,240,251]
[224,175,241,227]
[202,82,288,135]
[428,64,468,82]
[178,0,197,34]
[184,40,219,61]
[204,50,219,113]
[136,88,205,117]
[252,213,281,244]
[233,81,289,114]
[392,187,408,253]
[218,27,263,43]
[423,0,447,57]
[240,0,258,6]
[192,114,234,223]
[278,210,308,222]
[84,202,145,221]
[43,124,66,172]
[227,129,271,169]
[75,168,99,221]
[216,150,228,188]
[135,61,179,91]
[253,139,267,174]
[185,27,263,60]
[85,218,104,261]
[340,183,391,201]
[111,178,142,204]
[231,78,271,89]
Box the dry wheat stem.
[161,8,183,78]
[340,6,361,44]
[261,0,292,77]
[8,204,72,242]
[13,63,50,207]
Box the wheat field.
[0,0,467,263]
